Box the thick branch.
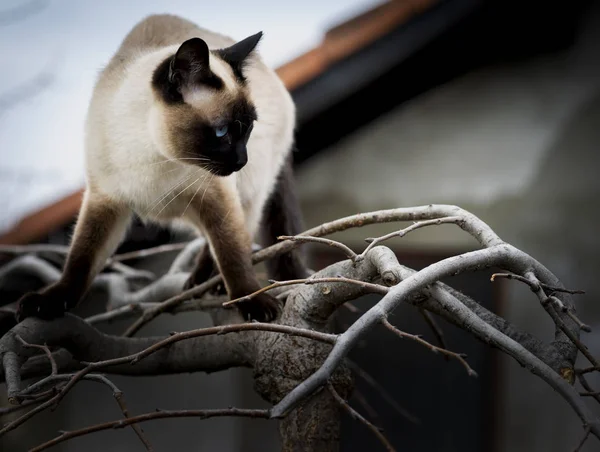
[0,314,252,383]
[0,204,595,451]
[270,244,600,441]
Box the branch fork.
[0,204,598,450]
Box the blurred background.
[1,0,600,450]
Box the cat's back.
[85,14,294,210]
[98,15,235,87]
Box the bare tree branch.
[223,276,387,307]
[490,272,585,295]
[30,408,269,452]
[524,272,596,367]
[13,373,154,450]
[381,318,476,377]
[359,216,464,259]
[419,308,447,350]
[278,235,357,259]
[0,312,338,437]
[0,391,53,416]
[15,335,56,375]
[578,373,600,405]
[1,204,598,450]
[328,381,396,452]
[347,360,420,425]
[573,426,592,452]
[271,244,599,439]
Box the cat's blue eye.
[215,125,228,138]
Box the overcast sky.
[0,0,382,233]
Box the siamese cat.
[16,14,307,323]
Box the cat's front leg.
[16,190,131,321]
[185,182,279,322]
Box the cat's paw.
[16,287,70,322]
[236,293,281,323]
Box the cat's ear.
[169,37,211,85]
[216,32,263,81]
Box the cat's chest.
[101,162,203,218]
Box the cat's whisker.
[199,171,216,210]
[156,176,201,216]
[145,172,197,216]
[181,174,205,218]
[162,166,186,176]
[147,157,212,167]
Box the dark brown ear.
[215,32,263,82]
[169,38,212,85]
[152,38,223,104]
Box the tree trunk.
[279,391,342,452]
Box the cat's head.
[150,33,261,176]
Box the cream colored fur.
[84,14,295,240]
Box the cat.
[16,14,307,323]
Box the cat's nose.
[235,143,248,166]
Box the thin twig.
[352,389,380,423]
[491,272,585,295]
[278,235,357,259]
[86,303,146,324]
[549,304,598,367]
[419,309,447,351]
[122,274,223,337]
[552,314,596,364]
[223,277,388,307]
[578,374,600,404]
[0,244,69,255]
[19,375,71,397]
[359,216,464,259]
[523,272,597,366]
[15,335,57,376]
[4,374,153,449]
[43,374,153,451]
[108,381,154,451]
[494,272,569,311]
[327,382,395,452]
[110,242,190,263]
[347,360,419,424]
[15,372,148,448]
[566,310,592,333]
[573,426,591,452]
[30,408,269,452]
[0,390,56,417]
[17,385,62,401]
[577,367,600,375]
[492,272,593,334]
[382,318,477,377]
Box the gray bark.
[0,204,597,451]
